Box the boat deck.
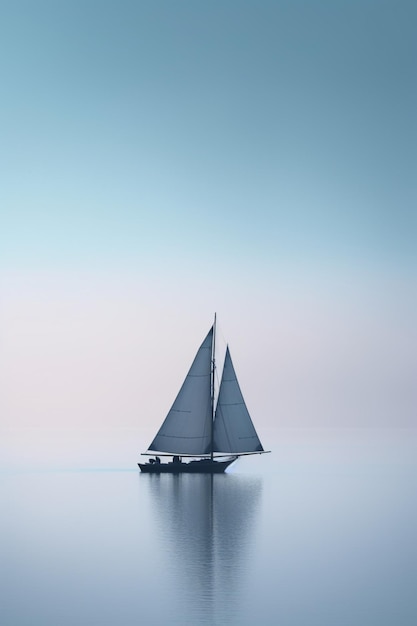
[138,458,236,473]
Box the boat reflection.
[143,472,262,624]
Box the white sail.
[148,328,214,455]
[213,347,264,454]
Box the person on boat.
[155,456,161,464]
[173,455,181,464]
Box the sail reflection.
[143,473,262,625]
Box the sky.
[1,0,416,439]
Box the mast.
[210,313,216,461]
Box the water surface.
[1,429,416,625]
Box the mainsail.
[213,347,264,454]
[148,328,214,455]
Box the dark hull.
[138,458,236,474]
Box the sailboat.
[138,315,267,473]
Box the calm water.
[1,429,416,626]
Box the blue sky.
[1,1,416,432]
